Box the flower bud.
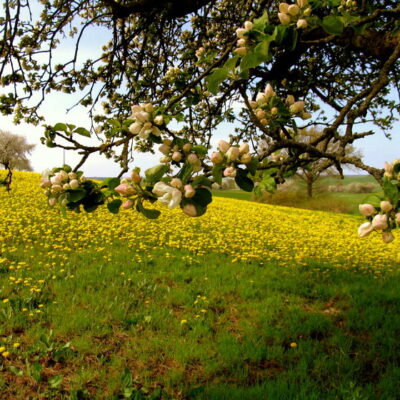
[226,146,240,161]
[380,201,393,213]
[115,184,137,197]
[301,112,312,120]
[152,126,161,136]
[121,178,129,184]
[382,231,394,244]
[256,109,267,119]
[270,107,278,116]
[211,152,223,164]
[153,115,164,126]
[163,139,172,146]
[256,92,268,105]
[40,180,52,189]
[218,140,230,153]
[288,4,300,16]
[357,222,374,238]
[244,21,253,30]
[184,184,196,198]
[237,38,246,47]
[240,153,252,164]
[131,171,141,183]
[68,172,77,180]
[278,13,291,24]
[286,94,295,105]
[144,103,153,113]
[303,7,312,16]
[63,183,71,190]
[372,214,388,231]
[260,118,269,125]
[279,3,289,13]
[234,47,247,56]
[159,144,171,155]
[50,175,62,185]
[48,198,57,207]
[289,100,305,114]
[236,28,247,38]
[239,143,250,155]
[135,111,150,123]
[223,167,237,177]
[297,0,308,7]
[182,143,192,152]
[192,161,203,172]
[129,122,142,135]
[172,151,183,162]
[395,213,400,223]
[384,161,393,178]
[249,101,258,109]
[297,19,308,29]
[359,204,376,217]
[160,156,171,163]
[182,203,197,217]
[131,104,142,114]
[170,178,183,189]
[187,153,199,165]
[122,200,134,210]
[51,184,62,194]
[264,83,275,98]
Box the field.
[213,175,382,215]
[0,171,399,399]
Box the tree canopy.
[1,0,400,228]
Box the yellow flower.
[0,346,5,352]
[2,351,10,357]
[2,299,9,303]
[180,319,187,324]
[13,343,20,348]
[290,342,298,348]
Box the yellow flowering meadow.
[0,171,398,281]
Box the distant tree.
[295,127,361,198]
[0,130,35,191]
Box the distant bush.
[254,187,353,214]
[327,182,377,193]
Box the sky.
[1,4,399,178]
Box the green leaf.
[235,168,254,192]
[182,199,207,217]
[223,55,239,71]
[8,366,24,376]
[361,194,383,209]
[240,37,272,71]
[393,163,400,175]
[102,177,120,191]
[246,158,259,176]
[83,203,98,213]
[383,178,399,204]
[121,368,133,389]
[321,16,344,35]
[62,164,72,173]
[191,145,208,155]
[107,199,122,214]
[66,189,86,203]
[136,202,161,219]
[192,175,212,187]
[145,164,169,184]
[74,127,91,137]
[212,164,224,185]
[177,163,193,183]
[252,11,269,32]
[258,173,277,193]
[206,67,229,95]
[192,188,212,207]
[66,124,76,131]
[53,123,68,132]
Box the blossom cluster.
[358,159,400,243]
[158,140,203,172]
[40,169,85,207]
[211,140,253,178]
[234,20,254,56]
[250,83,311,126]
[128,103,164,140]
[278,1,311,28]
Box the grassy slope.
[1,245,400,400]
[0,172,399,399]
[213,175,382,214]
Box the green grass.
[213,175,382,214]
[1,242,399,399]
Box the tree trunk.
[307,178,313,198]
